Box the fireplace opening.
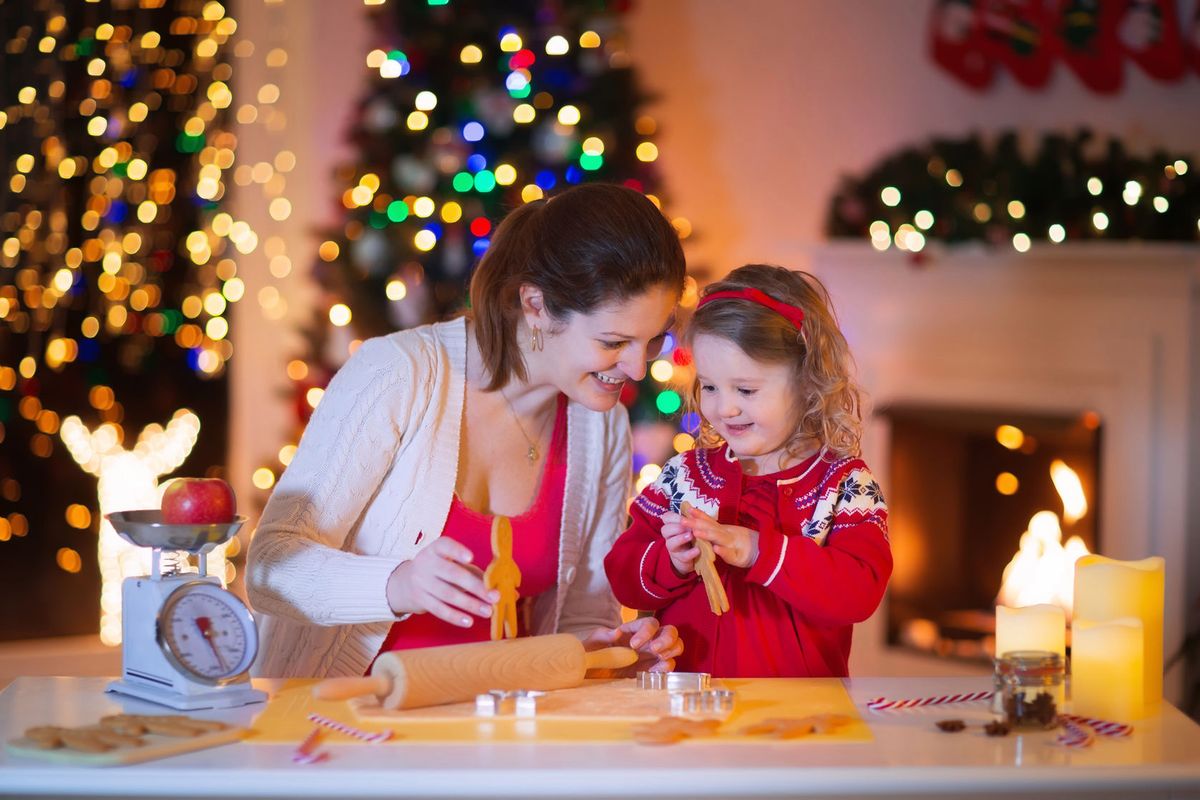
[881,405,1101,662]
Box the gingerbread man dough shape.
[681,502,729,616]
[484,515,522,640]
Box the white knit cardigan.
[246,317,631,678]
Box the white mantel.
[792,242,1200,698]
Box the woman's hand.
[683,506,760,569]
[385,537,499,627]
[581,617,683,675]
[659,511,701,576]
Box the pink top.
[373,394,568,658]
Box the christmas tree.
[0,1,240,642]
[261,0,698,498]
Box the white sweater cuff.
[321,554,408,623]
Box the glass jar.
[993,650,1064,730]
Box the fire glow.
[997,460,1090,618]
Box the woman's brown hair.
[684,264,864,459]
[469,183,686,391]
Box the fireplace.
[796,242,1199,694]
[881,404,1100,662]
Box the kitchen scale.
[104,510,267,710]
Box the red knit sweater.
[604,445,892,678]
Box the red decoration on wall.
[1119,0,1187,80]
[1057,0,1123,93]
[1183,0,1200,74]
[931,0,996,89]
[929,0,1199,92]
[984,0,1055,88]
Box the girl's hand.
[659,511,701,576]
[581,617,683,675]
[385,537,499,627]
[683,506,760,569]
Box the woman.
[247,183,686,678]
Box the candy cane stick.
[1056,716,1095,748]
[292,726,328,765]
[866,690,995,710]
[1058,714,1133,737]
[306,712,393,743]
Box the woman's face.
[533,283,679,413]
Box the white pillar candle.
[995,604,1066,660]
[1071,617,1144,721]
[1073,555,1164,716]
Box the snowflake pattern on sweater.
[633,450,722,519]
[792,457,889,546]
[634,449,888,547]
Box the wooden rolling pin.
[313,634,638,710]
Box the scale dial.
[157,581,258,685]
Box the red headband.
[696,287,805,330]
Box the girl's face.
[533,283,678,413]
[692,332,801,475]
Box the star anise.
[1029,691,1058,727]
[984,720,1011,737]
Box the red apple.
[161,478,236,524]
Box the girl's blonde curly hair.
[683,264,863,460]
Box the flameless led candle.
[1072,555,1165,717]
[1071,617,1144,721]
[995,604,1066,660]
[994,604,1068,711]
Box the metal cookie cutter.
[669,688,736,719]
[636,671,711,692]
[474,689,545,718]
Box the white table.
[1,675,1198,799]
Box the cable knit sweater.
[245,317,631,678]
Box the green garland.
[827,130,1200,250]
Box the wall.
[625,0,1200,272]
[230,1,370,516]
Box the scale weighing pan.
[108,510,245,551]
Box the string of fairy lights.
[0,1,291,636]
[1,2,231,566]
[828,131,1200,252]
[2,6,241,383]
[248,0,701,499]
[863,160,1194,255]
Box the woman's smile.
[592,372,626,392]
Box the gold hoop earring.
[530,326,544,352]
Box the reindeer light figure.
[59,409,228,645]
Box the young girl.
[604,264,892,678]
